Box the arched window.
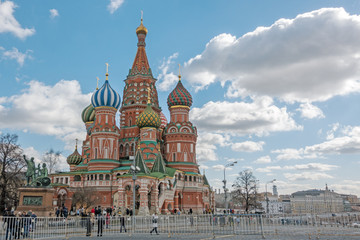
[95,175,97,180]
[91,175,94,181]
[194,177,196,182]
[125,144,129,156]
[99,174,103,180]
[131,143,134,154]
[74,175,81,181]
[129,117,132,126]
[185,176,187,181]
[120,145,124,155]
[105,174,110,180]
[189,176,192,182]
[87,175,89,181]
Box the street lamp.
[223,161,237,213]
[265,179,276,214]
[130,165,140,231]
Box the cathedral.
[50,19,214,215]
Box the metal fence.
[1,213,360,239]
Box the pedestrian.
[14,212,22,239]
[97,213,105,237]
[31,212,37,231]
[126,208,129,215]
[5,211,15,240]
[150,213,159,235]
[85,213,92,237]
[189,208,193,215]
[119,214,126,233]
[22,211,31,238]
[55,208,60,218]
[105,212,110,229]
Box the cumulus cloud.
[190,96,302,136]
[0,80,92,150]
[231,141,264,152]
[107,0,124,14]
[157,53,179,91]
[185,8,360,103]
[326,123,340,140]
[296,102,325,119]
[196,132,230,162]
[254,155,271,164]
[256,162,337,173]
[284,172,333,181]
[1,47,32,66]
[49,9,59,19]
[0,1,35,39]
[256,166,282,173]
[272,148,320,161]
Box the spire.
[178,64,181,81]
[131,147,150,174]
[147,87,151,104]
[105,63,109,81]
[96,77,99,90]
[151,145,167,174]
[75,138,78,150]
[130,16,151,76]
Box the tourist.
[119,214,126,233]
[105,212,110,229]
[126,208,129,215]
[129,208,133,216]
[5,210,15,240]
[55,208,60,218]
[150,213,159,235]
[31,211,37,231]
[189,208,193,215]
[97,213,105,237]
[14,212,22,239]
[85,213,91,237]
[22,211,31,238]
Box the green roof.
[112,166,130,171]
[151,152,167,174]
[203,174,210,186]
[184,171,199,175]
[131,149,150,174]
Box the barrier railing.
[1,213,360,239]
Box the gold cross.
[105,63,109,73]
[96,77,99,90]
[178,64,181,81]
[75,138,78,150]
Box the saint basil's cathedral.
[51,19,215,215]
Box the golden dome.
[136,19,148,35]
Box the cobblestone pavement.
[68,233,360,240]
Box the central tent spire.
[130,14,151,76]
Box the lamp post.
[265,179,276,214]
[223,161,237,213]
[130,165,140,232]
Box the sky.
[1,0,360,196]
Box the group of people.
[3,208,37,240]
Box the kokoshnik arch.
[50,18,215,215]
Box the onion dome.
[67,144,82,166]
[91,73,121,109]
[81,104,95,123]
[136,18,148,35]
[167,68,193,108]
[136,88,161,128]
[160,112,167,129]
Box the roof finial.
[96,77,99,90]
[105,63,109,80]
[75,138,78,150]
[141,10,143,22]
[178,64,181,81]
[147,87,151,104]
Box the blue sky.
[1,0,360,196]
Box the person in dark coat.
[5,211,15,240]
[97,214,105,237]
[85,213,92,237]
[119,214,126,233]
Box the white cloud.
[185,8,360,103]
[196,132,230,162]
[284,172,333,181]
[0,1,35,39]
[272,148,320,161]
[157,53,179,91]
[107,0,124,14]
[331,180,360,196]
[256,166,282,173]
[296,102,325,119]
[254,155,271,164]
[191,96,302,136]
[1,47,32,66]
[326,123,340,140]
[0,80,91,150]
[49,9,59,19]
[231,141,264,152]
[284,163,338,171]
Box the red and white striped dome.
[160,112,167,129]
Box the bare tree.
[43,149,61,174]
[0,134,26,213]
[232,170,257,213]
[71,187,99,210]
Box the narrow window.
[190,144,193,153]
[173,153,176,162]
[166,144,169,153]
[184,152,187,162]
[177,143,181,152]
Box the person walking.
[119,214,126,233]
[97,213,105,237]
[85,213,92,237]
[5,211,15,240]
[150,213,159,235]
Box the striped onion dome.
[67,147,82,165]
[136,104,161,129]
[167,80,193,108]
[91,75,121,109]
[81,104,95,123]
[160,112,167,129]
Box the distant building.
[290,188,344,214]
